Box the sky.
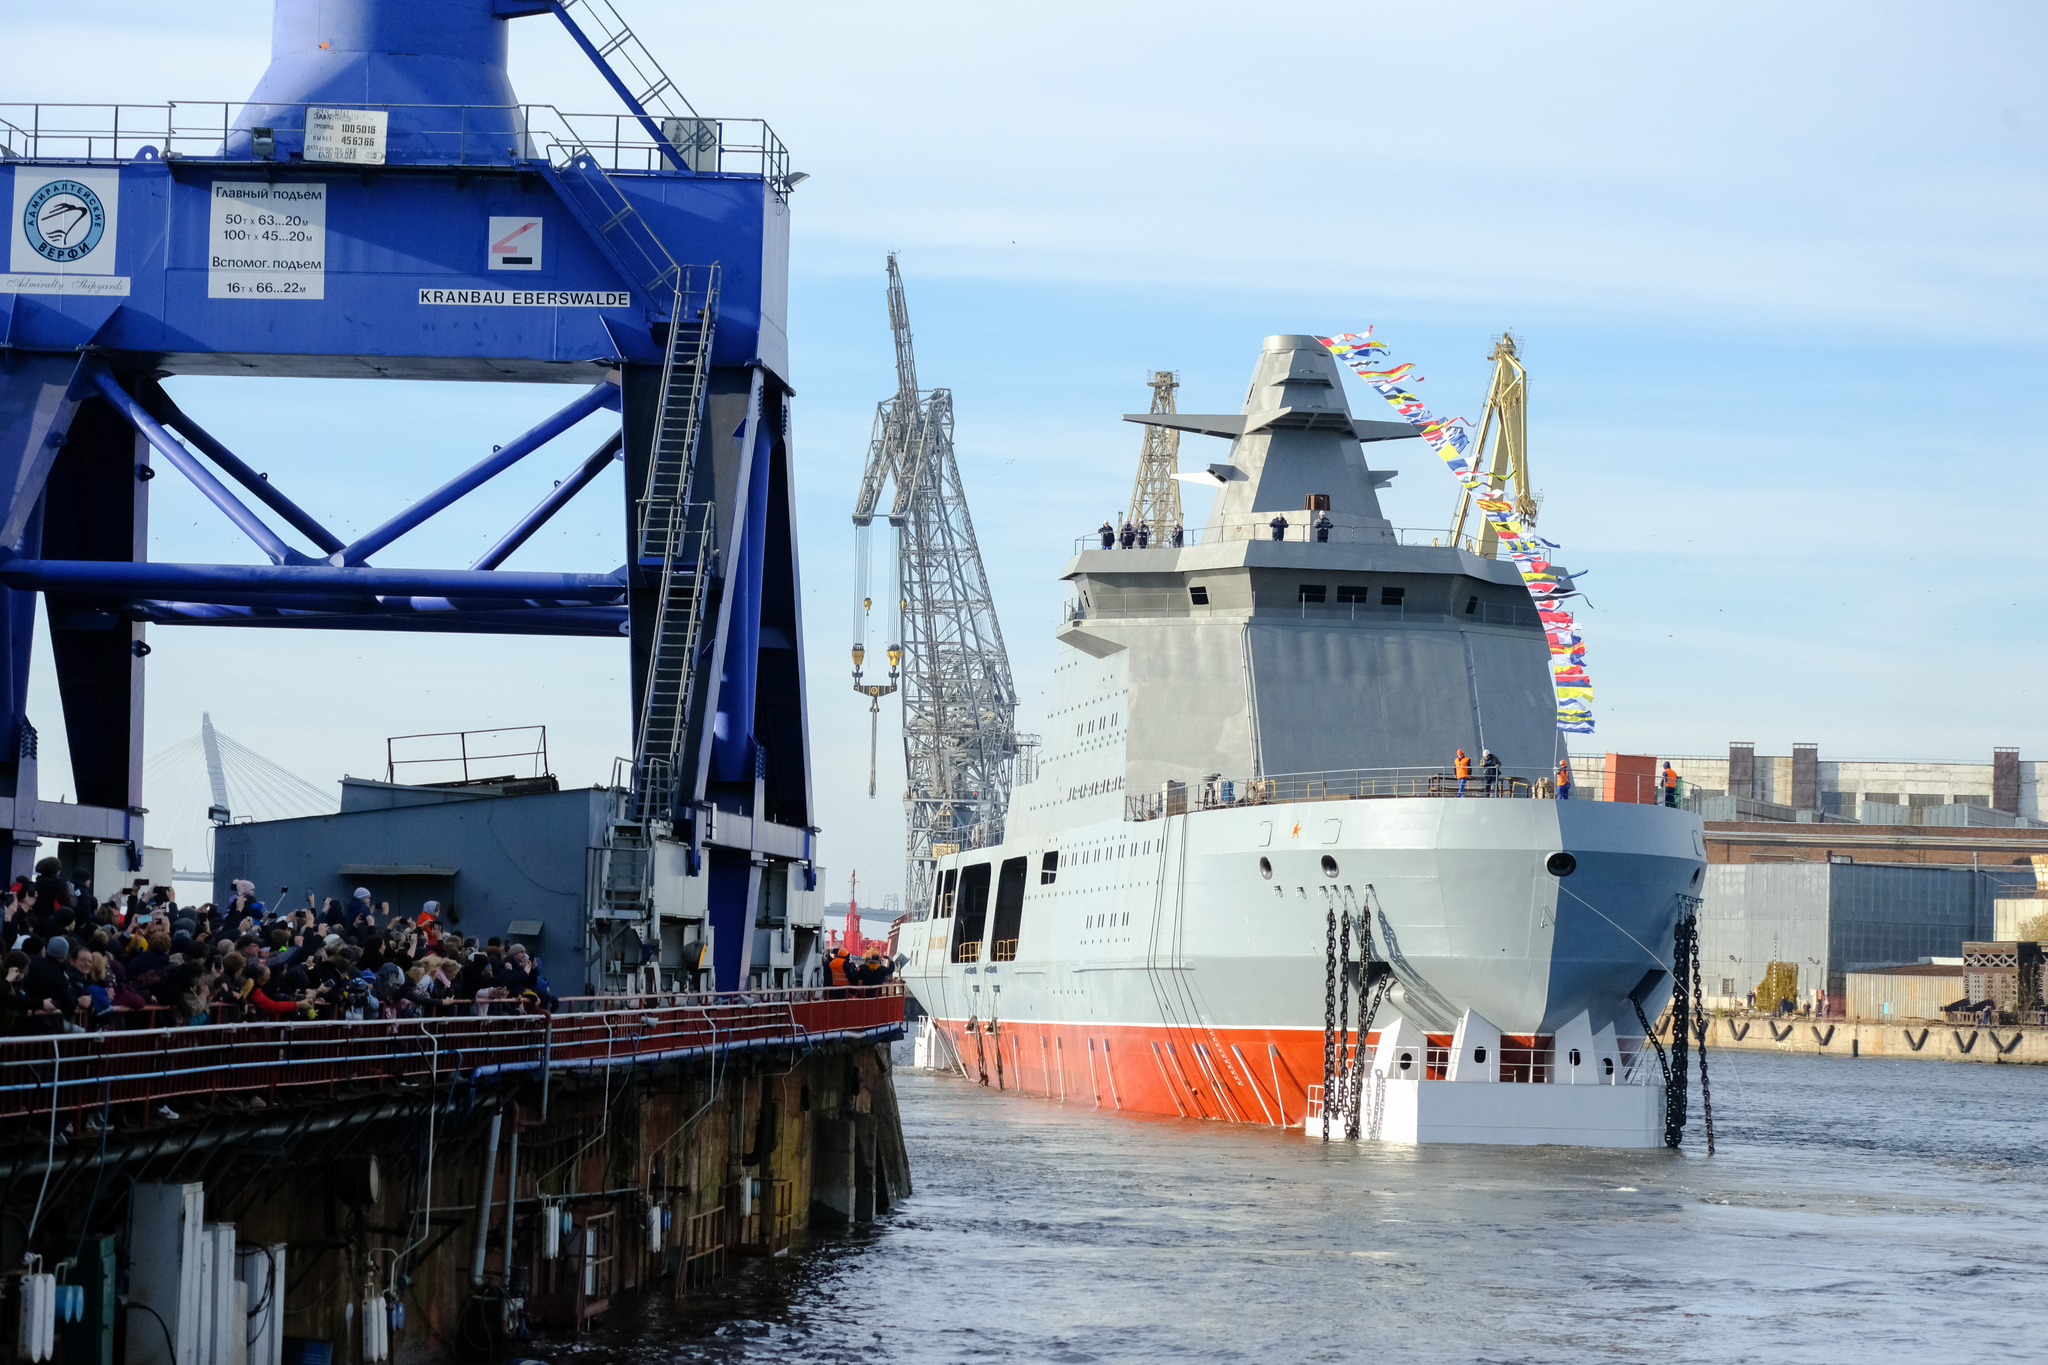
[4,2,2045,902]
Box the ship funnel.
[230,0,528,163]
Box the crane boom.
[850,256,1023,916]
[1448,333,1534,557]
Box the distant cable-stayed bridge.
[143,713,335,887]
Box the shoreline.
[1674,1014,2048,1065]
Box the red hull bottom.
[931,1016,1378,1124]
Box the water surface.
[551,1049,2048,1363]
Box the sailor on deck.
[1662,762,1679,807]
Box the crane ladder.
[631,265,720,820]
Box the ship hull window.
[1298,584,1326,604]
[990,856,1028,961]
[1040,850,1059,885]
[1189,585,1209,606]
[950,863,992,963]
[1381,586,1405,607]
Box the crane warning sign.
[488,217,543,271]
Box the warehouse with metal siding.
[1699,862,1999,1005]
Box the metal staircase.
[547,0,716,173]
[631,265,721,820]
[554,0,699,125]
[589,269,717,976]
[539,149,681,296]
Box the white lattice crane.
[851,256,1025,915]
[1125,371,1184,534]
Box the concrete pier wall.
[0,1040,910,1365]
[1676,1015,2048,1066]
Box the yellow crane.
[1447,333,1535,558]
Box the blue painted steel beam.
[545,1,693,174]
[134,600,627,638]
[0,558,626,603]
[473,431,622,570]
[156,397,346,555]
[336,379,620,566]
[87,367,308,567]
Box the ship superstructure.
[903,335,1706,1146]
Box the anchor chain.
[1322,903,1338,1142]
[1338,898,1352,1135]
[1347,896,1389,1140]
[1665,909,1693,1148]
[1682,893,1714,1154]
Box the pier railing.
[0,985,905,1123]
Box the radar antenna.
[851,255,1022,915]
[1125,371,1183,533]
[1448,332,1535,557]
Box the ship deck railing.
[1126,767,1689,820]
[0,984,904,1124]
[0,102,788,180]
[1073,523,1505,555]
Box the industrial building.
[1652,743,2041,824]
[1697,861,2004,1008]
[1562,743,2046,1010]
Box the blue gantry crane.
[0,0,815,991]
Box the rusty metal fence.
[0,986,905,1122]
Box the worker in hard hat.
[1555,758,1571,801]
[1455,748,1471,797]
[1662,762,1679,808]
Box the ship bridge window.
[1465,595,1479,615]
[1189,585,1210,605]
[1040,851,1059,885]
[1336,585,1368,604]
[1298,584,1326,604]
[1381,586,1405,607]
[935,867,957,919]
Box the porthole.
[1473,1046,1487,1064]
[1546,852,1577,877]
[1397,1051,1413,1072]
[1320,855,1339,878]
[1569,1048,1582,1067]
[1259,856,1273,880]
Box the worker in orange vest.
[1556,758,1571,801]
[1455,748,1472,797]
[1662,761,1679,808]
[826,948,849,987]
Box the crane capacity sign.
[303,108,387,165]
[207,183,325,300]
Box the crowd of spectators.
[1,858,558,1036]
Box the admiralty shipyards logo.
[23,180,107,263]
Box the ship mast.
[1447,333,1535,557]
[1125,370,1183,533]
[851,255,1024,917]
